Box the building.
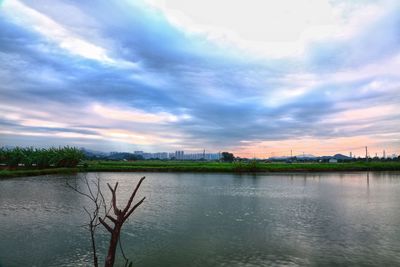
[175,151,184,160]
[132,150,221,161]
[180,152,221,160]
[152,152,169,160]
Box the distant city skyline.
[131,150,221,160]
[1,0,399,157]
[93,147,398,160]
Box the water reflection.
[1,172,400,266]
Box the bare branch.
[107,182,119,193]
[83,207,92,219]
[118,235,129,266]
[66,182,94,201]
[69,176,146,267]
[85,177,96,200]
[92,179,100,203]
[107,183,113,192]
[124,197,146,222]
[106,215,117,224]
[99,217,113,233]
[123,176,145,214]
[67,175,105,267]
[107,182,120,216]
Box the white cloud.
[91,103,186,124]
[2,0,113,63]
[145,0,389,58]
[1,0,138,70]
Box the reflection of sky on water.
[1,172,400,266]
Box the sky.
[0,0,399,157]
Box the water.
[1,172,400,267]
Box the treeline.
[0,147,84,168]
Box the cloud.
[0,0,399,155]
[2,1,114,63]
[306,2,400,70]
[91,103,188,123]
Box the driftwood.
[67,175,146,267]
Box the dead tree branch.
[103,176,146,267]
[67,175,105,267]
[67,175,146,267]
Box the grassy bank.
[85,160,400,172]
[1,161,400,178]
[0,168,79,179]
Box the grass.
[84,160,400,172]
[1,161,400,178]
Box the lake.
[1,172,400,266]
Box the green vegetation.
[221,152,234,162]
[82,160,400,173]
[1,157,400,179]
[0,146,84,169]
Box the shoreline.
[1,161,400,178]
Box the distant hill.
[80,148,109,159]
[268,154,317,161]
[332,154,351,160]
[296,154,317,159]
[269,153,352,161]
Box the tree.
[221,152,234,162]
[0,147,5,164]
[68,176,146,267]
